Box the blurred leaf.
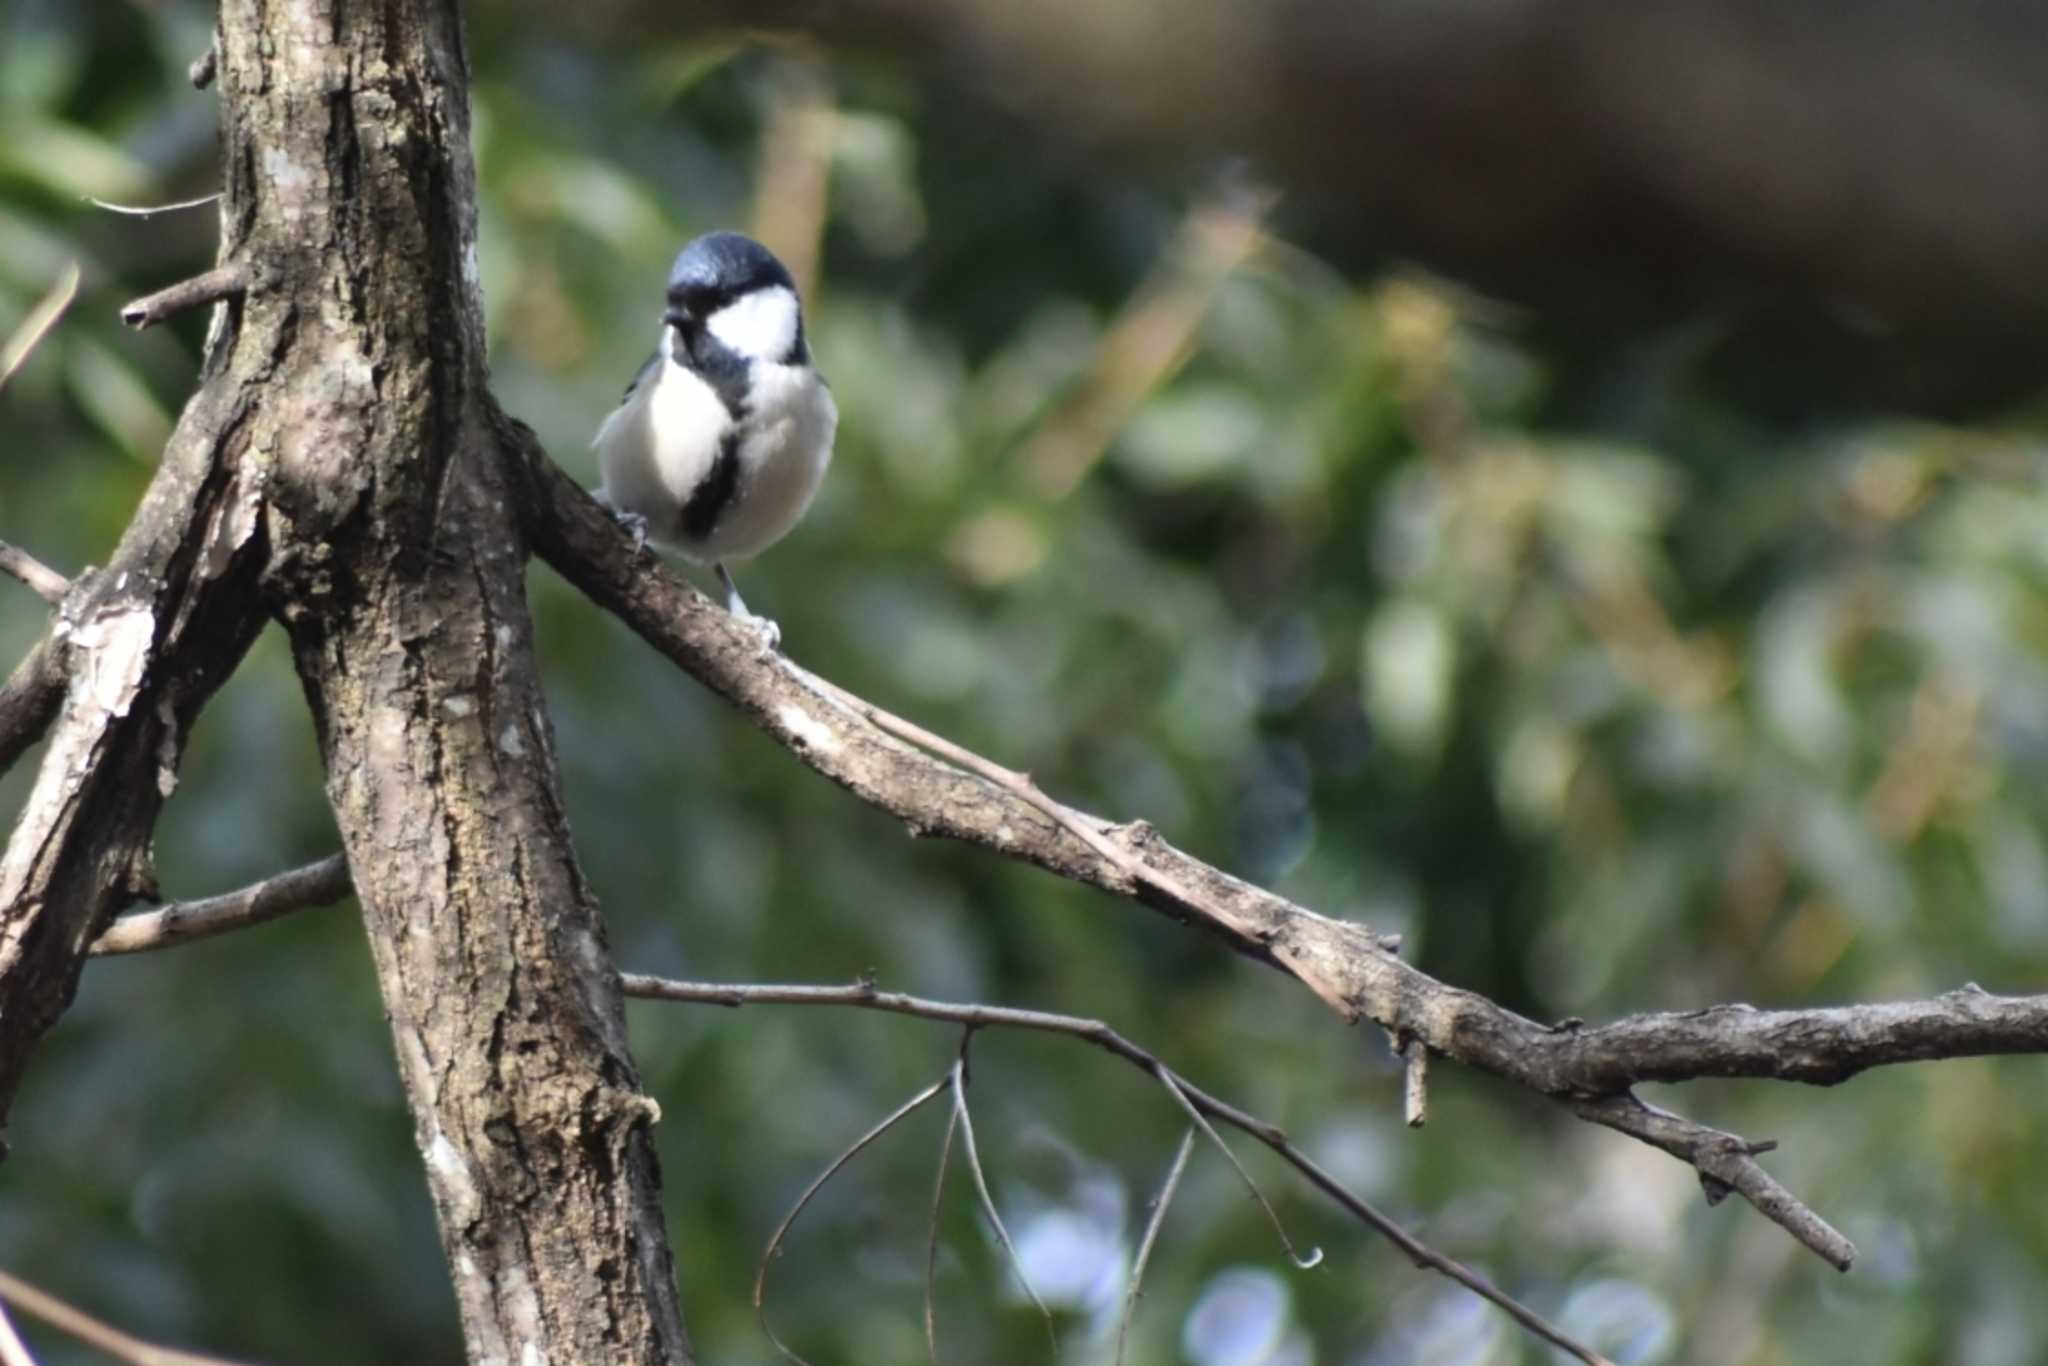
[64,334,173,462]
[0,115,153,202]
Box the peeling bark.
[0,383,269,1130]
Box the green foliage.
[4,4,2046,1363]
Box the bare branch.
[0,642,66,780]
[791,665,1354,1011]
[625,975,1613,1366]
[516,440,1386,1012]
[924,1105,958,1366]
[0,1267,252,1366]
[0,550,71,779]
[1115,1127,1194,1366]
[1540,986,2048,1090]
[87,193,222,219]
[1156,1069,1320,1270]
[119,265,245,330]
[131,890,2045,1121]
[0,544,69,607]
[89,854,352,955]
[756,1073,954,1365]
[1573,1096,1854,1271]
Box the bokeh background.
[4,3,2047,1363]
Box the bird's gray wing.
[592,350,662,450]
[618,349,660,404]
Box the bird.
[593,230,837,646]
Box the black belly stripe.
[680,428,745,541]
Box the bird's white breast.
[593,339,836,564]
[706,361,837,562]
[593,351,731,550]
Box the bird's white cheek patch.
[707,285,800,361]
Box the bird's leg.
[714,561,749,615]
[716,562,782,651]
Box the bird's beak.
[663,306,690,331]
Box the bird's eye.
[673,284,732,314]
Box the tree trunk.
[5,2,700,1359]
[221,2,690,1359]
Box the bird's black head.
[664,231,797,328]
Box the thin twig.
[87,193,222,219]
[627,976,1612,1365]
[949,1050,1057,1348]
[1115,1127,1195,1366]
[1157,1069,1320,1270]
[925,1105,959,1366]
[1575,1095,1854,1270]
[0,545,68,607]
[1400,1036,1429,1128]
[119,265,246,330]
[0,1268,252,1366]
[89,854,353,955]
[755,1074,954,1365]
[0,264,79,392]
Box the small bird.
[594,231,837,644]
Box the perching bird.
[594,231,837,644]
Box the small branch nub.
[120,265,245,330]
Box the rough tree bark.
[0,2,691,1361]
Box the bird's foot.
[716,562,782,653]
[739,613,783,654]
[593,489,651,552]
[616,511,650,553]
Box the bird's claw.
[594,490,651,552]
[714,562,780,652]
[617,511,650,553]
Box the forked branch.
[634,974,1615,1365]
